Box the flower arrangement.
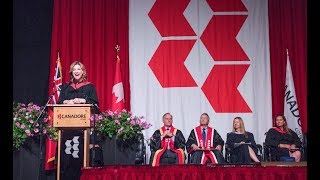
[13,102,47,149]
[93,109,152,142]
[46,126,58,141]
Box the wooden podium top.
[48,104,93,107]
[48,104,93,128]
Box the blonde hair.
[232,117,248,137]
[69,61,87,83]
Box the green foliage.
[94,109,152,142]
[13,102,58,150]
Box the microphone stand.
[90,103,108,167]
[35,91,56,180]
[82,93,107,166]
[90,103,107,146]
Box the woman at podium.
[57,60,104,179]
[57,61,98,105]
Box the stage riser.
[81,165,307,180]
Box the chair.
[263,142,272,161]
[256,144,263,161]
[135,134,146,165]
[263,132,306,162]
[90,146,104,167]
[188,149,224,164]
[225,143,263,163]
[302,133,307,161]
[224,144,231,163]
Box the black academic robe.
[56,81,103,171]
[265,128,302,161]
[57,81,101,144]
[186,127,225,164]
[149,128,186,165]
[57,82,99,105]
[226,131,258,163]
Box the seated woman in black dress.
[226,117,260,163]
[265,114,302,162]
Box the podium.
[48,104,93,180]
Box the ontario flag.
[284,49,303,142]
[111,45,125,111]
[44,52,62,170]
[51,53,62,104]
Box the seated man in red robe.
[149,113,186,166]
[186,113,225,164]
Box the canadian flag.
[111,46,125,111]
[284,49,303,142]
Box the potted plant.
[92,109,152,165]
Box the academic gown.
[265,127,302,161]
[57,82,99,105]
[56,81,103,175]
[186,127,225,164]
[57,81,101,144]
[226,132,258,163]
[149,127,186,165]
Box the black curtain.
[13,0,52,105]
[13,0,54,179]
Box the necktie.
[166,128,170,149]
[202,128,206,144]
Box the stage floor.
[261,161,307,167]
[80,162,307,180]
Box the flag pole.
[44,50,61,171]
[115,44,120,60]
[111,44,125,111]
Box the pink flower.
[13,102,55,149]
[107,110,114,116]
[35,106,40,111]
[117,127,124,134]
[25,129,31,135]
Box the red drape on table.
[268,0,307,133]
[80,165,307,180]
[48,0,130,112]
